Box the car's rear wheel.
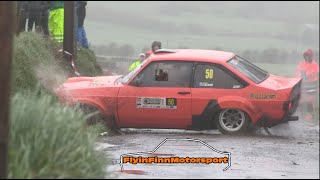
[215,108,251,135]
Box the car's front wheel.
[79,104,104,125]
[215,108,251,135]
[78,104,119,134]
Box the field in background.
[86,21,303,53]
[255,63,296,77]
[96,55,298,77]
[86,1,319,53]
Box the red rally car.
[56,49,302,134]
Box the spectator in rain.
[48,1,64,43]
[128,53,146,72]
[40,1,50,37]
[296,49,319,82]
[145,41,162,58]
[27,1,50,36]
[296,49,319,120]
[76,1,89,48]
[16,1,29,35]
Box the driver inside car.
[155,69,168,81]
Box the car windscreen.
[121,58,149,84]
[227,56,269,84]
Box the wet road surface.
[96,119,319,179]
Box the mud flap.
[288,116,299,121]
[191,100,221,130]
[264,127,273,136]
[281,115,299,124]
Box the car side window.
[133,61,193,87]
[193,63,244,89]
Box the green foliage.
[76,48,103,76]
[11,32,61,93]
[8,90,109,178]
[9,32,108,178]
[11,32,103,93]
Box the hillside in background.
[86,1,319,55]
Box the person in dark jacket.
[76,1,89,48]
[27,1,49,36]
[39,1,50,36]
[27,1,44,31]
[16,1,29,35]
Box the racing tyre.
[79,104,104,125]
[215,108,251,135]
[78,104,119,134]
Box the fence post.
[63,1,76,60]
[0,1,16,179]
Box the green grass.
[11,32,62,93]
[76,48,103,76]
[9,32,109,178]
[12,32,103,94]
[8,91,109,178]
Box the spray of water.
[34,63,69,94]
[267,113,319,141]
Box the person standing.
[128,53,146,72]
[27,1,43,32]
[16,1,29,35]
[39,1,50,37]
[48,1,64,43]
[76,1,89,48]
[145,41,162,58]
[296,49,319,120]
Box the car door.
[190,62,247,129]
[117,61,194,129]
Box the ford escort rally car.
[56,49,302,134]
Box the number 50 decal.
[205,69,214,79]
[166,98,177,106]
